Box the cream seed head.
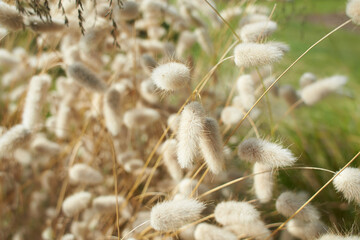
[300,72,317,89]
[317,234,360,240]
[276,191,320,221]
[236,74,256,111]
[238,138,297,168]
[162,139,183,181]
[167,114,180,133]
[69,163,104,185]
[194,223,237,240]
[225,219,271,240]
[67,62,107,92]
[151,62,190,92]
[123,108,160,129]
[234,43,284,68]
[300,75,347,105]
[240,21,277,42]
[92,195,125,213]
[333,167,360,204]
[140,79,160,104]
[150,198,205,231]
[62,191,92,217]
[279,85,300,106]
[346,0,360,24]
[220,106,244,126]
[0,125,31,158]
[0,2,24,31]
[198,117,224,174]
[177,101,206,168]
[287,219,327,240]
[253,162,273,203]
[22,74,51,130]
[103,88,122,136]
[214,201,260,226]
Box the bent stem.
[265,150,360,240]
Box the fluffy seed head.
[214,201,260,226]
[92,195,125,213]
[234,43,284,68]
[150,198,205,231]
[162,139,183,181]
[0,2,24,31]
[346,0,360,24]
[225,219,271,240]
[198,117,224,174]
[67,62,107,92]
[300,72,317,89]
[276,191,320,221]
[31,135,60,155]
[123,108,160,129]
[194,223,237,240]
[236,74,255,110]
[279,85,300,106]
[300,75,347,105]
[62,191,92,217]
[69,163,104,185]
[333,167,360,204]
[240,21,277,42]
[238,138,297,168]
[0,125,31,158]
[220,106,244,126]
[103,88,122,136]
[317,234,360,240]
[253,162,273,203]
[151,62,190,91]
[177,102,206,168]
[140,79,159,104]
[239,14,268,27]
[167,114,180,133]
[287,219,327,240]
[22,74,51,130]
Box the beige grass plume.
[199,117,224,174]
[161,139,183,181]
[123,108,160,129]
[214,201,260,226]
[177,101,206,168]
[279,85,300,106]
[103,87,122,136]
[299,72,317,89]
[253,162,273,203]
[62,191,92,217]
[194,223,237,240]
[236,74,256,111]
[287,219,327,240]
[238,138,297,168]
[300,75,347,105]
[346,0,360,24]
[234,42,284,68]
[240,21,278,42]
[0,2,24,31]
[0,125,31,158]
[333,167,360,205]
[150,198,205,231]
[69,163,104,185]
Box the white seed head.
[240,21,277,42]
[177,102,206,168]
[276,191,320,221]
[0,27,7,39]
[225,219,271,240]
[317,234,360,240]
[299,72,317,89]
[214,201,260,226]
[194,223,237,240]
[92,195,125,213]
[236,74,255,110]
[62,191,92,217]
[333,167,360,204]
[69,163,104,185]
[267,41,290,53]
[221,106,244,125]
[140,79,159,104]
[287,219,327,240]
[238,138,297,168]
[346,0,360,24]
[103,88,122,136]
[162,139,183,181]
[123,108,160,129]
[67,62,107,92]
[151,62,190,92]
[167,114,180,133]
[0,2,24,31]
[31,135,61,155]
[55,101,71,139]
[234,43,284,68]
[253,162,273,203]
[239,13,268,27]
[150,198,205,231]
[199,117,224,174]
[0,125,31,158]
[22,74,51,130]
[279,85,300,106]
[300,75,347,105]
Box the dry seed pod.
[0,2,24,31]
[199,117,224,174]
[22,74,51,130]
[287,219,327,240]
[214,201,260,226]
[69,163,104,185]
[279,85,300,106]
[162,139,183,181]
[276,191,320,221]
[151,62,190,92]
[123,108,160,129]
[177,102,206,168]
[253,162,273,203]
[299,72,317,89]
[150,198,205,231]
[238,138,297,168]
[234,42,284,68]
[67,62,107,92]
[194,223,237,240]
[346,0,360,24]
[236,74,255,111]
[333,167,360,204]
[240,21,277,42]
[300,75,347,105]
[0,125,31,158]
[62,191,92,217]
